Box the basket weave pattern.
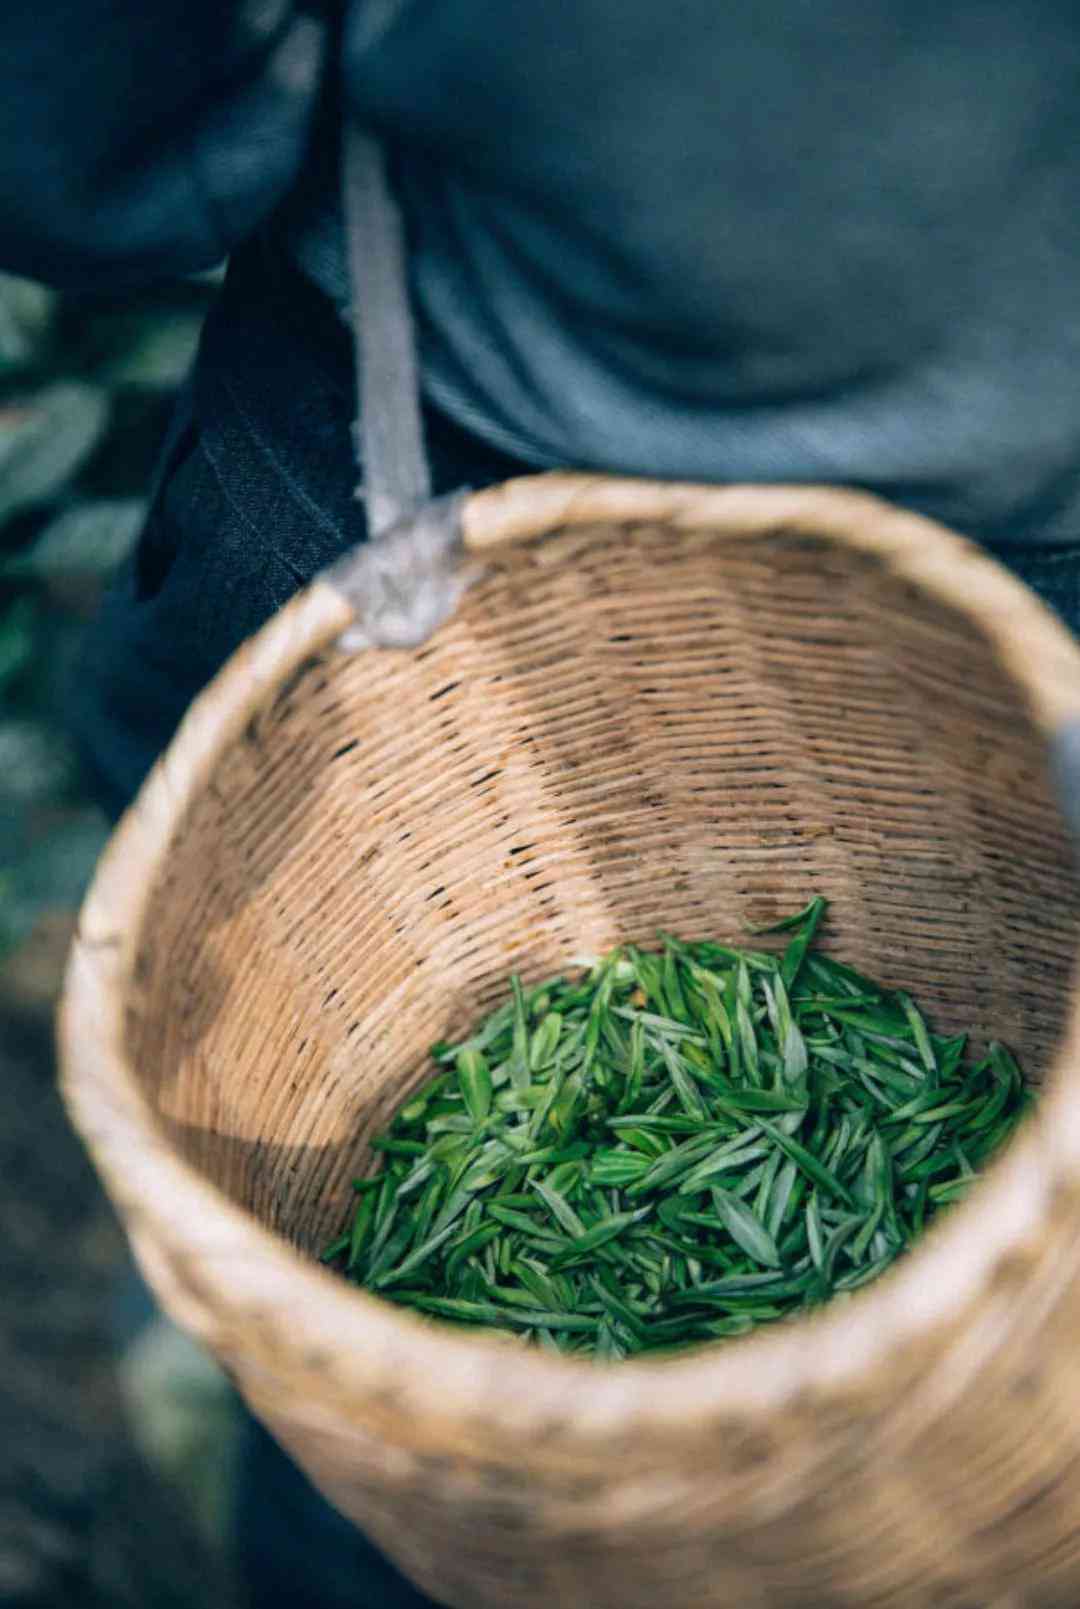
[62,480,1080,1606]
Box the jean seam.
[195,430,314,589]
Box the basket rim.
[59,475,1080,1456]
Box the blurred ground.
[0,272,240,1607]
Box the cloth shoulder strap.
[326,126,471,648]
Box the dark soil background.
[0,272,238,1608]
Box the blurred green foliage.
[0,271,216,957]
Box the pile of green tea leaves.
[323,899,1031,1359]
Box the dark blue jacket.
[4,0,1080,545]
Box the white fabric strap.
[328,125,474,648]
[342,127,432,534]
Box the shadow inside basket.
[126,522,1080,1263]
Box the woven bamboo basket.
[60,475,1080,1607]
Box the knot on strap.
[1051,718,1080,844]
[326,126,481,649]
[326,490,477,650]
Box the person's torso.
[284,0,1080,547]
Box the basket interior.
[124,521,1080,1253]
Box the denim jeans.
[69,233,530,820]
[69,232,1080,1609]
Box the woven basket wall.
[60,477,1080,1607]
